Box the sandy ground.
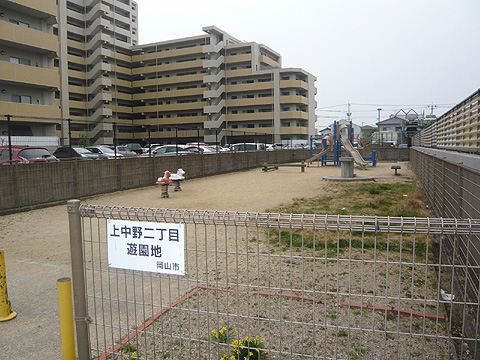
[0,162,412,360]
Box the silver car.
[86,146,124,159]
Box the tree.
[78,133,90,147]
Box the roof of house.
[378,116,403,125]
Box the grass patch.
[265,179,432,257]
[270,181,429,218]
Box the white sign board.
[107,219,185,275]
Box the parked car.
[114,146,137,157]
[53,146,98,160]
[142,143,161,154]
[0,146,59,165]
[124,143,143,154]
[208,145,231,152]
[185,145,216,154]
[398,144,409,148]
[86,146,124,159]
[151,145,190,156]
[230,143,266,152]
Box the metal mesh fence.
[71,204,480,359]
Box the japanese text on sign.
[107,219,185,275]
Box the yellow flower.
[261,338,265,343]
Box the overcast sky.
[134,0,480,127]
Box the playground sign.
[107,219,185,275]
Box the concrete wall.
[0,149,307,213]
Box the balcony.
[0,20,58,55]
[12,0,58,20]
[226,54,251,64]
[259,55,280,68]
[132,46,203,63]
[0,102,61,118]
[227,82,273,92]
[133,101,206,113]
[133,116,207,127]
[131,60,203,75]
[227,112,273,122]
[280,95,309,105]
[0,61,59,89]
[132,73,203,88]
[280,111,309,120]
[133,88,203,101]
[227,97,273,107]
[280,126,308,135]
[226,69,253,78]
[280,80,309,90]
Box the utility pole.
[377,108,382,147]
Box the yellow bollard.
[57,277,76,360]
[0,250,17,322]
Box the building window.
[12,95,32,104]
[9,19,30,27]
[10,57,30,66]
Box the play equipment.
[305,135,334,164]
[156,170,172,198]
[262,161,306,172]
[170,169,185,191]
[156,169,185,196]
[307,121,376,167]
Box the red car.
[0,146,60,165]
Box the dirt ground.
[0,161,413,360]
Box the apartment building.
[0,0,60,137]
[57,0,138,145]
[128,26,316,145]
[1,0,317,146]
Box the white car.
[151,145,190,156]
[86,146,124,159]
[185,145,217,154]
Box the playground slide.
[341,138,369,167]
[306,135,334,163]
[305,147,332,163]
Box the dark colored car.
[53,146,98,160]
[125,143,143,154]
[0,146,60,165]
